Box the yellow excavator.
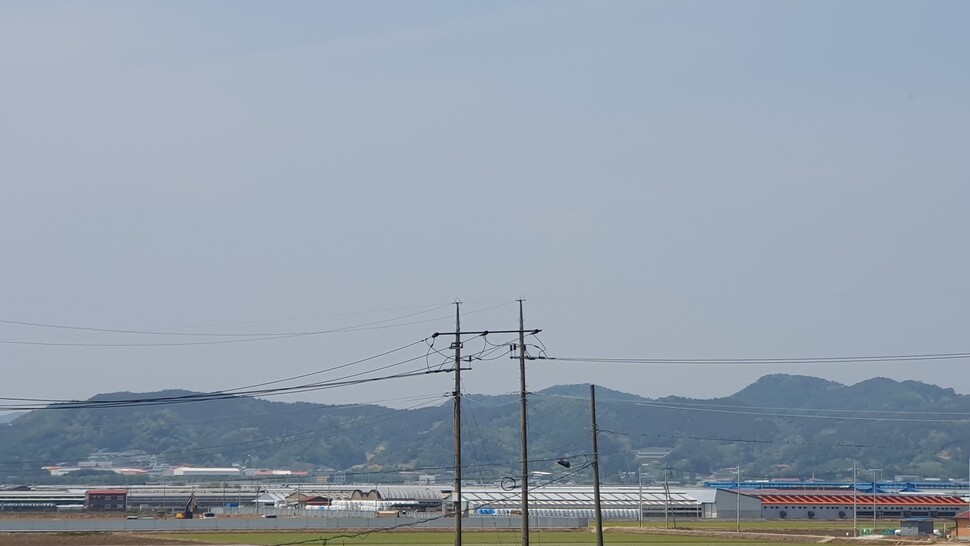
[175,494,196,519]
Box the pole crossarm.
[433,329,541,337]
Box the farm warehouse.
[751,490,966,520]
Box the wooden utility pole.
[518,299,530,546]
[590,384,604,546]
[453,302,462,546]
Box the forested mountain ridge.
[2,375,968,484]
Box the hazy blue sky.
[1,1,968,409]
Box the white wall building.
[172,467,241,478]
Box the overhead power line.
[533,392,970,424]
[0,392,448,432]
[0,355,448,411]
[599,428,889,450]
[0,309,450,347]
[0,302,513,347]
[0,333,306,347]
[613,398,970,417]
[0,328,527,412]
[0,337,433,405]
[537,351,970,365]
[0,395,450,467]
[630,400,970,423]
[0,304,449,337]
[0,366,450,411]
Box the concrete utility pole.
[517,299,530,546]
[453,301,462,546]
[663,466,671,529]
[590,384,604,546]
[869,467,881,531]
[430,308,542,546]
[852,461,857,537]
[736,465,741,533]
[637,463,643,528]
[965,457,970,540]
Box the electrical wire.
[0,395,452,468]
[215,338,433,395]
[532,392,970,424]
[460,379,494,484]
[1,392,448,432]
[631,399,970,423]
[598,428,891,450]
[0,333,309,347]
[539,351,970,365]
[0,337,437,408]
[0,313,446,347]
[0,361,448,411]
[0,301,512,347]
[609,398,970,417]
[472,340,517,362]
[0,304,452,338]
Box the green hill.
[2,375,969,485]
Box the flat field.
[0,532,200,546]
[0,530,873,546]
[0,520,942,546]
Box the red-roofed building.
[950,510,970,539]
[85,489,127,511]
[754,490,966,520]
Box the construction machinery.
[175,494,196,519]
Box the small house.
[85,489,127,511]
[899,517,934,537]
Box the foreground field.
[0,530,879,546]
[0,520,945,546]
[0,532,199,546]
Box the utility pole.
[852,461,857,537]
[517,299,530,546]
[590,384,604,546]
[637,463,643,528]
[736,465,741,533]
[453,301,462,546]
[869,467,881,531]
[664,466,670,529]
[966,457,970,540]
[430,310,543,546]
